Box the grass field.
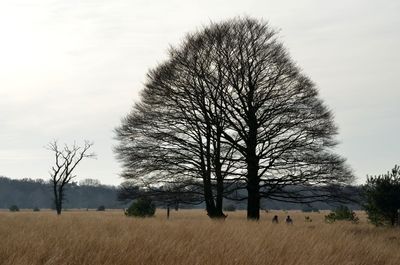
[0,209,399,265]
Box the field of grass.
[0,209,399,265]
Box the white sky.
[0,0,399,185]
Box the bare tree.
[47,140,95,215]
[115,17,354,220]
[115,100,235,218]
[115,60,238,218]
[193,18,354,219]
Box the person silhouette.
[272,215,279,223]
[286,215,293,224]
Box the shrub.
[223,204,236,212]
[325,205,359,223]
[33,207,40,212]
[97,205,106,211]
[363,165,400,226]
[9,205,19,212]
[125,197,155,217]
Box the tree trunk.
[56,204,62,215]
[216,175,224,216]
[53,182,62,215]
[167,205,170,219]
[214,155,225,216]
[214,129,226,218]
[397,209,400,226]
[201,121,225,219]
[203,177,218,218]
[203,177,225,219]
[247,169,260,220]
[56,188,63,215]
[215,166,226,218]
[246,109,260,220]
[203,171,226,219]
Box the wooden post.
[167,205,170,219]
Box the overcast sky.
[0,0,399,185]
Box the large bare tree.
[115,17,354,220]
[189,18,354,219]
[47,140,95,215]
[115,66,237,218]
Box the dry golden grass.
[0,209,399,265]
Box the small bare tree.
[47,140,95,215]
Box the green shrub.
[9,205,19,212]
[125,198,155,217]
[97,205,106,211]
[223,204,236,212]
[33,207,40,212]
[325,205,359,223]
[363,165,400,226]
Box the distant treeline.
[0,177,123,209]
[221,187,362,211]
[0,176,361,210]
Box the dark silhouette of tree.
[191,18,354,219]
[115,17,354,220]
[363,165,400,226]
[47,140,95,215]
[115,52,237,218]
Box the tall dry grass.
[0,209,399,265]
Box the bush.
[125,198,155,217]
[97,205,106,211]
[325,205,359,223]
[363,165,400,226]
[33,207,40,212]
[223,204,236,212]
[9,205,19,212]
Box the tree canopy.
[115,17,354,220]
